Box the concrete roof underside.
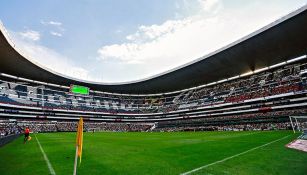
[0,6,307,94]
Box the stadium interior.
[0,3,307,175]
[0,4,307,137]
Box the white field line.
[35,135,56,175]
[180,135,290,175]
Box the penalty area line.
[35,134,56,175]
[180,135,290,175]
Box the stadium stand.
[0,56,307,133]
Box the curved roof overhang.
[0,5,307,94]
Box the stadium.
[0,1,307,175]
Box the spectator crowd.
[0,119,153,138]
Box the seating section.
[0,58,306,129]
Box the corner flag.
[76,117,83,163]
[73,117,83,175]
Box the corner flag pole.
[73,117,83,175]
[73,145,79,175]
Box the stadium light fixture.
[0,73,17,79]
[17,77,34,82]
[228,75,240,81]
[47,83,61,87]
[253,67,269,73]
[207,82,217,86]
[217,79,228,83]
[240,71,253,77]
[269,61,286,69]
[59,85,70,89]
[33,80,48,85]
[287,55,307,63]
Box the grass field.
[0,131,306,175]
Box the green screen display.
[70,85,89,95]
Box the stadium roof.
[0,5,307,94]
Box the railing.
[0,134,21,147]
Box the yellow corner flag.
[73,117,83,175]
[76,117,83,163]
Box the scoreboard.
[70,85,89,95]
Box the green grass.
[0,131,306,175]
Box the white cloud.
[125,19,191,42]
[98,1,226,67]
[19,30,40,41]
[97,0,305,82]
[50,31,62,37]
[98,43,141,64]
[41,20,65,36]
[49,21,62,26]
[41,20,62,26]
[9,30,96,82]
[198,0,222,12]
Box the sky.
[0,0,306,83]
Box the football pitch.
[0,131,306,175]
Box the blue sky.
[0,0,306,83]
